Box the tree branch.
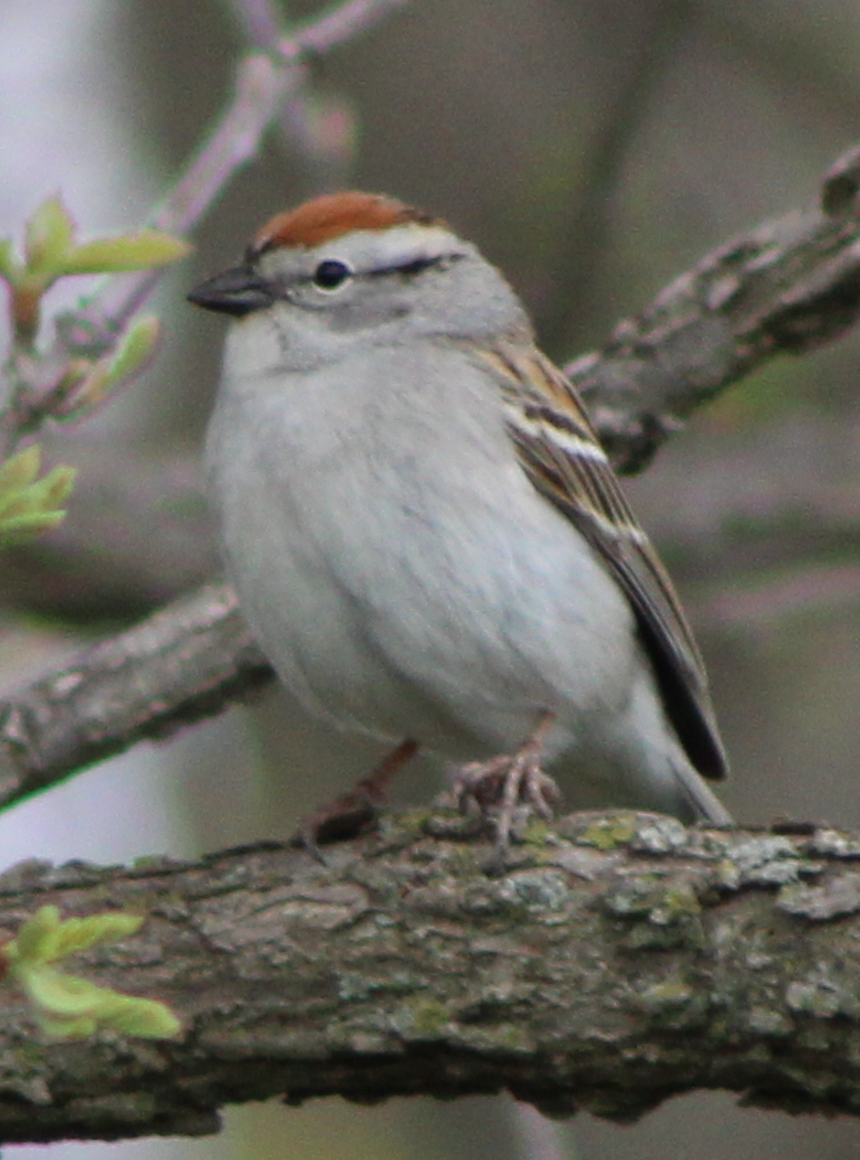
[2,813,860,1143]
[0,584,272,811]
[569,143,860,471]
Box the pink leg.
[454,711,560,865]
[294,738,419,857]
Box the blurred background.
[2,0,860,1157]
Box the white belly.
[207,344,643,767]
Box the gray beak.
[187,263,275,317]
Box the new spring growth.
[1,904,182,1040]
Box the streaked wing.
[478,341,727,781]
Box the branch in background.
[2,814,860,1143]
[568,143,860,471]
[6,0,411,439]
[1,444,217,619]
[227,0,359,192]
[5,147,860,809]
[0,584,272,812]
[6,401,860,623]
[697,561,860,634]
[6,429,855,630]
[541,0,696,352]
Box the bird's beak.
[187,264,275,317]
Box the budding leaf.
[0,445,76,548]
[59,231,191,275]
[24,195,75,277]
[0,237,19,283]
[0,444,40,493]
[104,314,160,387]
[3,905,182,1041]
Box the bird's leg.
[294,738,419,858]
[454,710,560,865]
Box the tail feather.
[672,759,734,826]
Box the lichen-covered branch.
[2,813,860,1143]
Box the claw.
[453,711,560,865]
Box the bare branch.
[2,814,860,1143]
[0,584,272,812]
[568,144,860,472]
[226,0,283,45]
[227,0,359,193]
[280,0,412,57]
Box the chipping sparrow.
[189,192,731,853]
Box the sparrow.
[189,192,731,859]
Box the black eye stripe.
[367,255,446,279]
[298,250,462,291]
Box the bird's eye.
[312,259,353,290]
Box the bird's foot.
[292,738,418,860]
[453,711,560,871]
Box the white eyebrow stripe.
[504,404,609,463]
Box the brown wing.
[478,342,727,781]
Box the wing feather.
[478,342,727,780]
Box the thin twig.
[3,0,410,441]
[227,0,358,192]
[280,0,411,58]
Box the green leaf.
[8,903,62,964]
[0,509,68,546]
[58,231,191,275]
[23,965,107,1014]
[24,195,75,277]
[0,445,41,498]
[48,317,161,421]
[104,315,160,386]
[0,447,76,548]
[12,462,76,512]
[51,912,144,959]
[3,906,182,1041]
[94,990,183,1039]
[17,966,181,1039]
[6,906,142,967]
[0,236,20,283]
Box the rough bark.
[573,143,860,471]
[0,584,272,811]
[2,813,860,1143]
